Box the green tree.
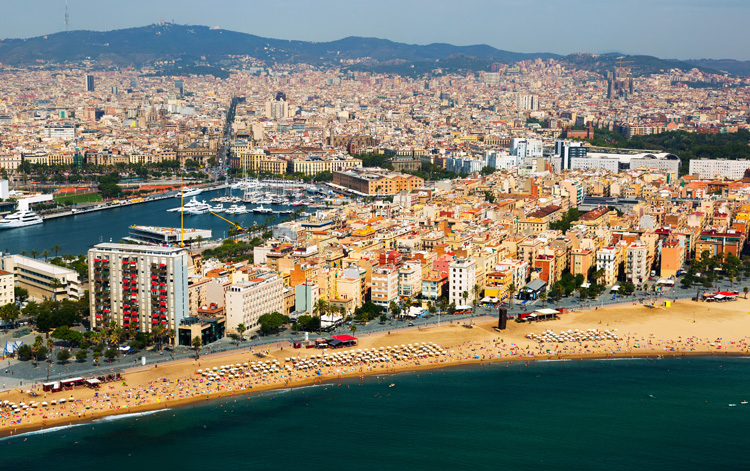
[14,286,29,302]
[258,312,289,335]
[744,286,749,299]
[0,303,20,333]
[379,314,388,323]
[540,292,547,308]
[17,344,32,360]
[389,300,401,318]
[93,351,101,365]
[51,244,62,258]
[30,249,39,260]
[191,336,202,350]
[34,345,49,362]
[104,347,117,362]
[42,249,50,261]
[75,349,88,362]
[56,349,71,364]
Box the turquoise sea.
[3,357,750,470]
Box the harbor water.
[0,189,295,256]
[3,357,750,470]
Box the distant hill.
[1,25,747,77]
[684,59,750,77]
[562,52,718,77]
[0,24,559,72]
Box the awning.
[332,334,357,342]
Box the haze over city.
[2,0,749,60]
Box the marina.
[0,188,301,256]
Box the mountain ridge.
[0,24,745,76]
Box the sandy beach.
[2,298,750,437]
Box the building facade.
[88,244,189,333]
[225,273,284,333]
[449,258,477,306]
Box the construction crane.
[210,211,247,234]
[615,60,635,79]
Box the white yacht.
[225,204,248,215]
[210,204,225,213]
[0,210,43,229]
[174,188,203,198]
[182,197,211,215]
[253,205,273,215]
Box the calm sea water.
[3,357,750,470]
[1,189,287,255]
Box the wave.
[95,409,169,423]
[2,422,87,440]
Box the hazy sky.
[3,0,748,60]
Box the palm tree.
[237,323,246,341]
[42,249,50,261]
[151,325,166,351]
[50,278,63,299]
[52,244,61,258]
[313,299,328,334]
[473,283,481,307]
[168,329,175,346]
[462,290,469,306]
[744,286,748,299]
[30,249,38,260]
[507,283,517,311]
[540,292,547,308]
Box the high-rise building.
[449,258,477,306]
[265,99,289,119]
[555,141,588,170]
[517,94,539,111]
[174,79,184,96]
[88,244,190,333]
[85,74,95,92]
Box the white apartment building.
[0,270,13,307]
[371,266,399,310]
[571,156,619,173]
[398,263,422,298]
[88,244,189,332]
[226,273,284,332]
[449,258,477,306]
[43,123,76,140]
[689,159,750,180]
[484,151,519,170]
[510,138,543,163]
[625,242,648,284]
[596,246,621,286]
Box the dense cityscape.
[2,14,750,467]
